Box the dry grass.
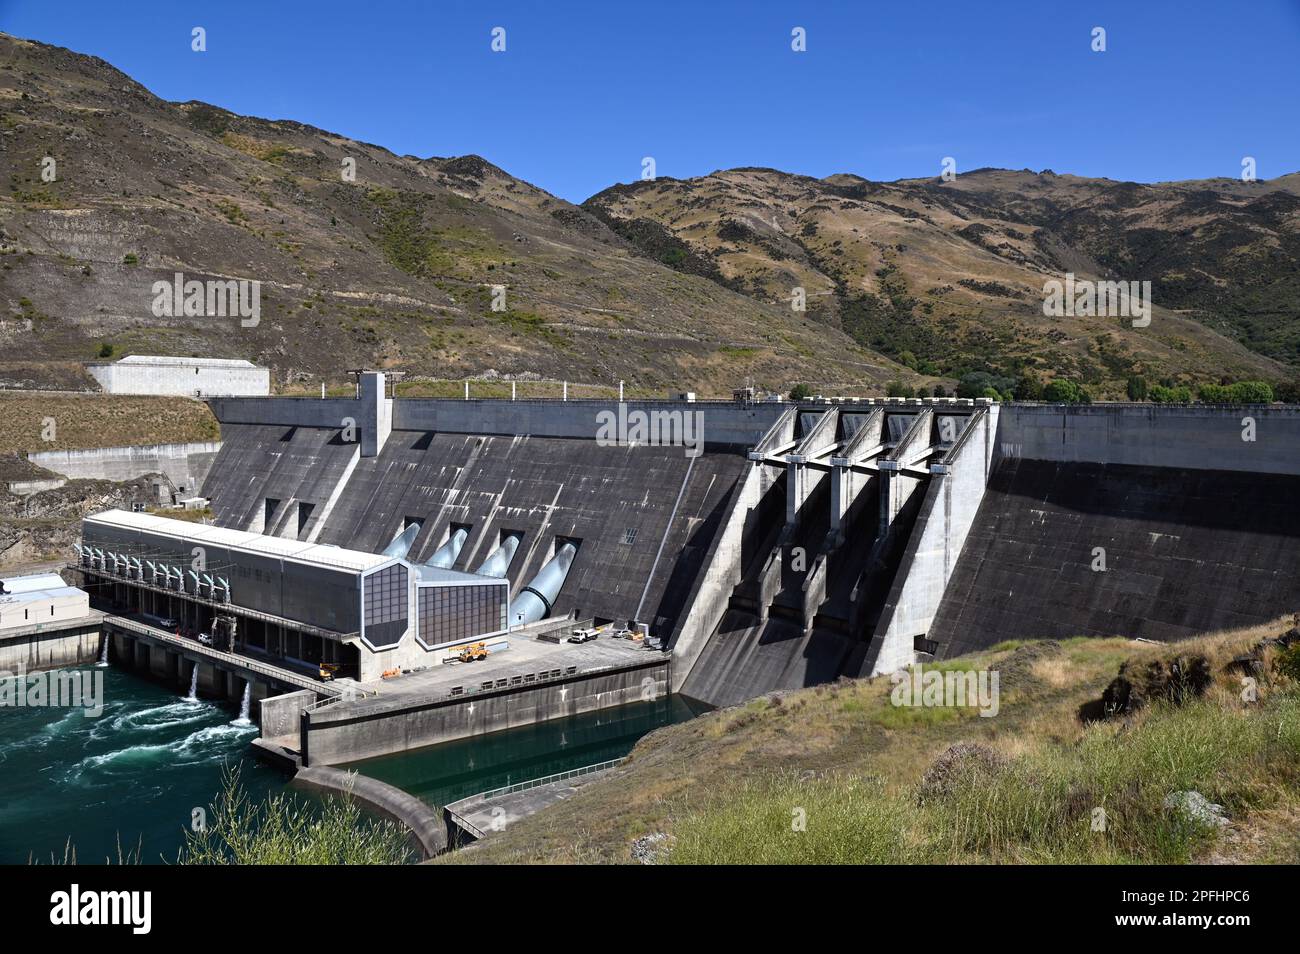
[0,393,220,455]
[442,618,1299,865]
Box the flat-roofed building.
[0,573,90,633]
[0,571,101,671]
[77,509,507,681]
[88,355,270,397]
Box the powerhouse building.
[78,510,508,681]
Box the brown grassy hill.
[0,33,900,396]
[585,166,1300,397]
[443,621,1300,865]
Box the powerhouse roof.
[83,509,392,574]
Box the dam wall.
[209,396,790,447]
[196,392,1300,709]
[927,457,1300,656]
[997,404,1300,475]
[922,404,1300,661]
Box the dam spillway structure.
[70,372,1300,763]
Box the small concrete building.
[0,573,90,631]
[0,572,101,672]
[88,355,270,397]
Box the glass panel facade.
[418,583,508,647]
[363,563,408,648]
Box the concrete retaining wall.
[293,765,447,858]
[302,661,670,765]
[6,478,67,495]
[0,621,103,673]
[29,441,221,494]
[260,689,316,739]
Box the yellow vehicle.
[454,642,489,663]
[318,662,341,681]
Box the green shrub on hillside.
[1148,384,1193,404]
[1198,381,1274,404]
[1043,379,1090,403]
[788,383,813,401]
[956,371,1016,399]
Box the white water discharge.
[97,638,109,668]
[232,681,252,726]
[183,664,199,703]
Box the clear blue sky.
[3,0,1298,202]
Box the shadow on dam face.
[929,457,1300,656]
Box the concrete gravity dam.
[64,373,1300,770]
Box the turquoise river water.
[0,663,702,863]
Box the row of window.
[418,584,507,646]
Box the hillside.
[0,392,218,571]
[4,32,1297,400]
[444,621,1300,865]
[585,166,1300,397]
[0,32,898,396]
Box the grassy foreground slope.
[445,622,1300,865]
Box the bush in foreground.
[178,766,413,865]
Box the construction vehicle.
[453,641,489,663]
[318,662,341,681]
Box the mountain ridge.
[2,31,1297,399]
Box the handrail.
[443,809,486,840]
[104,614,344,696]
[300,685,375,713]
[304,652,663,718]
[479,758,624,801]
